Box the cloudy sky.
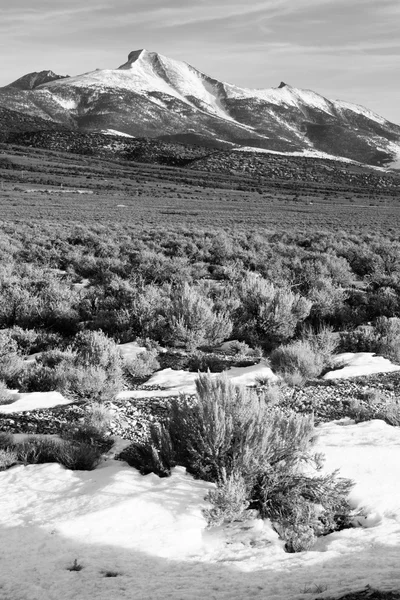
[1,0,399,123]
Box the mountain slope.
[0,106,70,142]
[1,49,400,166]
[6,70,68,90]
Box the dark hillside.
[0,108,70,142]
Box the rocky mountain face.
[1,49,400,166]
[6,70,68,90]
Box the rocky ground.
[1,371,399,443]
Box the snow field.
[117,360,277,400]
[323,352,400,379]
[0,420,400,600]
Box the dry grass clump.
[0,447,18,470]
[0,431,104,471]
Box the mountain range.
[1,49,400,167]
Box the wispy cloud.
[102,0,367,29]
[1,0,399,123]
[2,4,105,23]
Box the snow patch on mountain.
[54,97,77,110]
[225,82,336,116]
[380,141,400,169]
[334,100,387,125]
[120,49,234,122]
[43,50,233,123]
[101,129,134,138]
[235,145,358,164]
[390,154,400,169]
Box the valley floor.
[1,420,399,600]
[1,143,400,233]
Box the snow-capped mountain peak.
[115,49,232,120]
[1,49,400,166]
[119,48,165,69]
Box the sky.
[1,0,400,124]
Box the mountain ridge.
[1,49,400,166]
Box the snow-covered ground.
[0,419,399,600]
[0,391,71,414]
[324,352,400,380]
[117,360,277,399]
[117,341,147,361]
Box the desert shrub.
[0,331,24,386]
[61,422,112,451]
[13,349,75,392]
[121,423,175,477]
[0,381,14,405]
[253,468,354,552]
[123,349,160,381]
[6,326,63,355]
[347,398,375,423]
[72,330,123,378]
[379,402,400,427]
[203,470,249,527]
[186,351,229,373]
[308,281,348,326]
[84,402,112,433]
[160,283,232,351]
[359,388,386,404]
[236,275,312,349]
[135,250,192,285]
[300,325,339,370]
[348,397,400,426]
[58,364,110,401]
[19,358,113,402]
[5,327,40,354]
[20,331,124,401]
[56,441,103,470]
[128,375,318,485]
[0,267,80,334]
[157,350,191,371]
[270,340,324,380]
[128,284,168,340]
[61,403,113,451]
[168,375,310,483]
[339,325,378,353]
[368,286,400,320]
[340,317,400,363]
[221,340,252,357]
[374,317,400,363]
[38,348,75,369]
[280,369,306,388]
[0,448,18,470]
[122,373,354,551]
